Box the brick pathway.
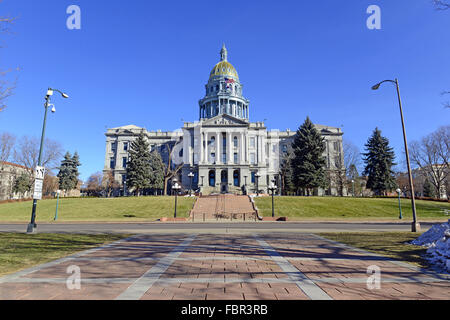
[0,233,448,300]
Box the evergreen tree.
[13,173,31,197]
[291,117,327,195]
[362,128,397,195]
[58,152,74,191]
[57,151,81,193]
[149,150,165,192]
[71,152,81,188]
[423,178,436,198]
[126,132,152,195]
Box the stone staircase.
[190,194,260,221]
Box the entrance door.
[221,170,228,194]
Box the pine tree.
[149,150,165,192]
[126,132,152,196]
[362,128,397,195]
[13,173,32,197]
[291,117,327,195]
[423,178,436,198]
[58,152,74,192]
[70,152,81,188]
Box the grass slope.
[0,196,196,222]
[255,196,449,220]
[318,232,428,268]
[0,233,129,276]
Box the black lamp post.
[27,88,69,233]
[172,179,181,218]
[372,79,420,232]
[268,181,277,218]
[255,172,261,197]
[188,172,194,196]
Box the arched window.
[210,136,215,147]
[233,170,240,187]
[209,170,215,187]
[233,136,238,148]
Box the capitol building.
[104,45,345,195]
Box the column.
[240,132,245,164]
[216,132,221,164]
[228,132,233,164]
[200,130,204,164]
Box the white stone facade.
[104,46,345,195]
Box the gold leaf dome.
[209,61,239,81]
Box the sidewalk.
[0,233,448,300]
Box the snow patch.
[410,220,450,274]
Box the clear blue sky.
[0,0,449,181]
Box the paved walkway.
[0,233,448,300]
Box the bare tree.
[0,1,17,112]
[43,171,59,196]
[432,0,450,10]
[102,170,120,197]
[409,126,449,198]
[13,136,63,175]
[86,172,103,196]
[0,132,16,163]
[343,139,361,177]
[163,144,183,196]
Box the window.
[110,157,115,169]
[233,136,238,147]
[111,142,117,152]
[210,153,216,163]
[122,157,127,168]
[250,153,256,164]
[179,148,183,157]
[234,153,238,164]
[222,153,226,163]
[251,172,256,184]
[123,142,128,151]
[210,137,215,147]
[282,145,287,153]
[250,137,255,148]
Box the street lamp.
[396,188,403,220]
[351,180,355,197]
[372,79,420,232]
[172,180,181,218]
[53,190,61,221]
[188,172,194,196]
[255,172,261,197]
[268,181,277,218]
[27,88,69,233]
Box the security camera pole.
[371,79,419,232]
[27,88,69,233]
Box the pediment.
[202,114,248,126]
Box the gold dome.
[209,61,239,81]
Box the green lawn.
[318,232,429,268]
[0,196,196,222]
[255,196,450,220]
[0,233,129,276]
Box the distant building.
[104,45,345,195]
[0,161,32,201]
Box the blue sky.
[0,0,449,181]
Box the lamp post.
[53,190,61,221]
[268,181,277,218]
[27,88,69,233]
[255,172,261,197]
[188,172,194,196]
[396,188,403,220]
[172,179,181,218]
[372,79,420,232]
[351,180,355,197]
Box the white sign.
[34,166,46,180]
[33,179,43,200]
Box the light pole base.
[26,223,37,234]
[411,222,421,233]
